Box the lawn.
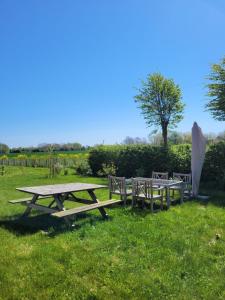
[0,167,225,299]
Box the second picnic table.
[126,178,184,208]
[10,183,122,224]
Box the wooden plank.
[53,194,66,211]
[26,203,58,214]
[22,194,39,217]
[9,195,52,204]
[88,189,108,218]
[52,199,122,218]
[16,183,107,196]
[9,197,32,204]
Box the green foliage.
[88,145,121,176]
[135,73,184,146]
[49,162,63,178]
[10,142,86,154]
[90,143,225,188]
[0,143,9,154]
[97,163,117,177]
[74,158,92,176]
[63,168,69,176]
[89,144,192,177]
[17,154,28,160]
[206,56,225,121]
[170,144,192,173]
[0,155,8,160]
[202,141,225,189]
[0,166,5,176]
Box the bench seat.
[9,195,52,204]
[52,199,122,218]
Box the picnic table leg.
[180,183,184,204]
[48,193,69,208]
[53,194,71,226]
[166,187,170,209]
[88,190,108,219]
[22,194,39,217]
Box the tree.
[0,143,9,154]
[148,132,163,146]
[168,131,183,145]
[122,136,147,145]
[135,73,184,147]
[206,56,225,121]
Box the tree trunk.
[162,124,168,147]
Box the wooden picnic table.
[10,183,122,225]
[126,178,184,208]
[150,178,184,208]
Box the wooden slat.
[9,197,32,204]
[9,195,52,204]
[52,199,122,218]
[16,183,107,196]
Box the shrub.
[0,155,8,160]
[202,141,225,189]
[97,163,116,177]
[17,154,28,160]
[89,144,192,178]
[74,158,92,176]
[49,162,63,178]
[63,168,69,176]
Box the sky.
[0,0,225,147]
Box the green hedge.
[89,144,191,178]
[89,142,225,188]
[202,142,225,189]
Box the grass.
[0,167,225,299]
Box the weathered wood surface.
[9,195,52,204]
[16,183,107,196]
[134,178,183,187]
[52,199,122,218]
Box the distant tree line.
[0,142,87,154]
[122,136,148,145]
[122,131,225,146]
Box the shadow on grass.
[128,197,189,217]
[0,212,112,237]
[191,186,225,208]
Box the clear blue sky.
[0,0,225,147]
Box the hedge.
[89,144,191,178]
[202,142,225,189]
[89,142,225,188]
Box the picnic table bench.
[9,183,122,225]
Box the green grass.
[0,167,225,299]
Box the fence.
[0,157,78,168]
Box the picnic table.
[9,183,122,225]
[151,178,184,208]
[126,178,184,208]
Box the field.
[6,150,88,158]
[0,167,225,299]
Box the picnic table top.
[16,183,107,196]
[126,178,183,186]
